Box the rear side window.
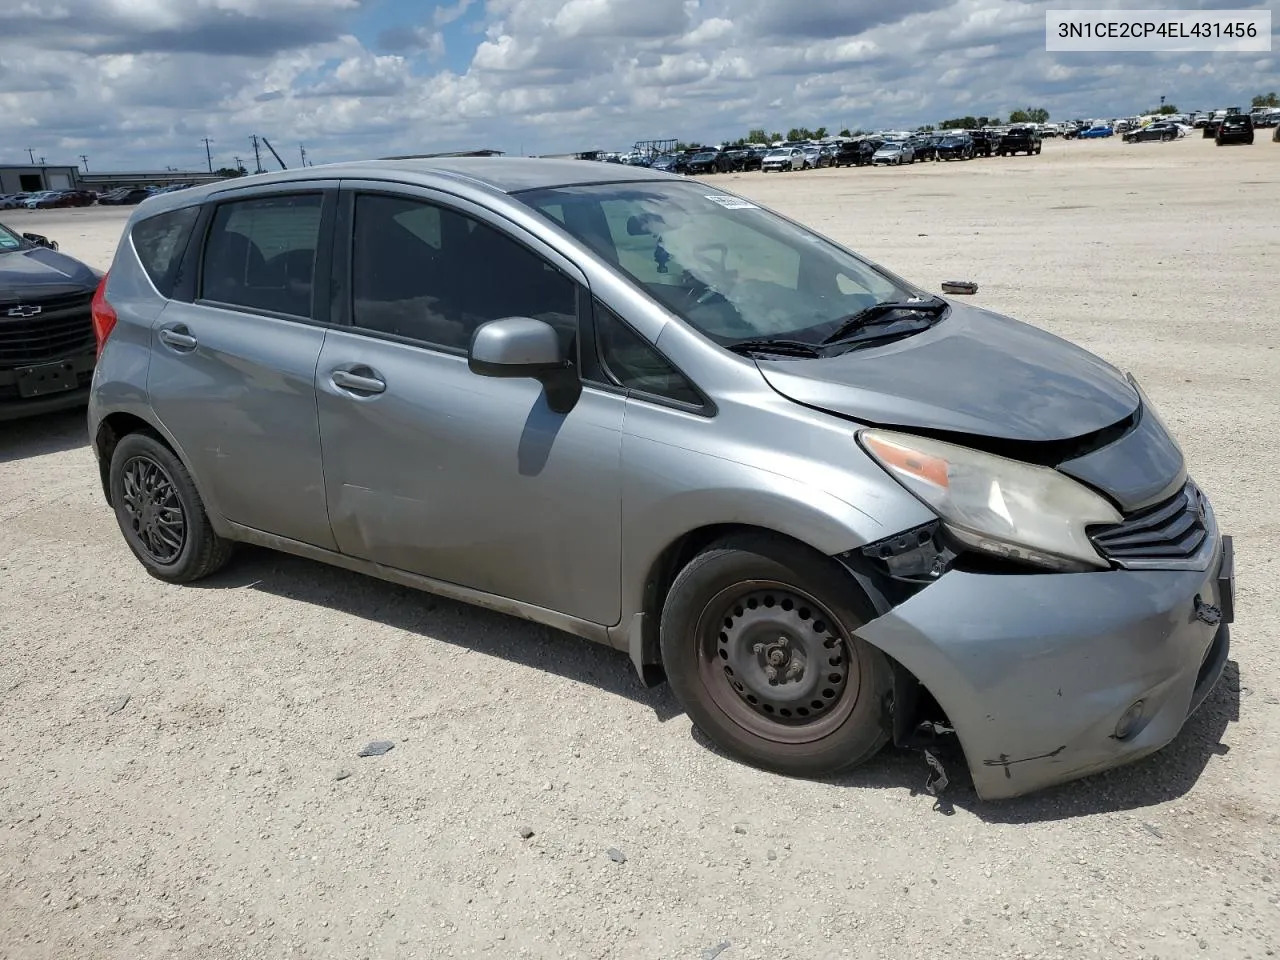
[131,206,199,297]
[200,193,322,318]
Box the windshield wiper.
[726,337,825,358]
[819,297,947,345]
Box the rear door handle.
[158,327,198,351]
[330,369,386,395]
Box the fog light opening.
[1113,700,1146,741]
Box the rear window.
[131,206,200,298]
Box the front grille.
[0,292,95,367]
[1091,481,1207,562]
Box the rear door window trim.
[189,187,338,327]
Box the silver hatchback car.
[88,159,1234,800]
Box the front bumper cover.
[855,528,1234,801]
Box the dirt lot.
[2,136,1278,960]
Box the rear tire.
[660,534,893,778]
[109,432,234,583]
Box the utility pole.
[233,156,243,175]
[26,147,35,164]
[300,144,307,167]
[39,157,46,165]
[79,155,89,172]
[202,137,214,173]
[250,134,263,174]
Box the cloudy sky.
[0,0,1274,172]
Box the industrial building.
[0,164,81,194]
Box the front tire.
[109,432,234,583]
[660,534,893,778]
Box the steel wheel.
[696,580,859,744]
[119,455,187,564]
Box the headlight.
[859,429,1122,571]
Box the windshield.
[517,181,914,345]
[0,223,23,251]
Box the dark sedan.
[0,222,103,420]
[1124,122,1181,143]
[98,188,152,206]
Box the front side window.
[350,194,578,353]
[517,181,910,346]
[200,193,322,318]
[593,301,701,406]
[0,223,21,251]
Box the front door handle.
[158,327,198,351]
[331,369,386,395]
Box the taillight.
[90,272,117,358]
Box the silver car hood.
[755,301,1140,444]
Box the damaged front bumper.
[855,528,1235,801]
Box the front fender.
[611,429,935,661]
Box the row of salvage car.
[607,127,1047,177]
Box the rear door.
[146,182,339,549]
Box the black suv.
[934,134,975,160]
[686,150,733,174]
[1215,114,1254,146]
[998,126,1042,156]
[0,223,103,420]
[969,130,998,157]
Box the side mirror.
[468,317,581,414]
[23,233,58,250]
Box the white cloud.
[0,0,1272,171]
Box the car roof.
[131,157,684,219]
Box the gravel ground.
[2,136,1278,960]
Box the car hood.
[755,301,1140,444]
[0,245,100,300]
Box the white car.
[761,148,804,172]
[871,142,914,165]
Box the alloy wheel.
[119,456,187,564]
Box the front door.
[314,187,624,626]
[147,187,338,550]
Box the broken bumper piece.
[855,534,1233,801]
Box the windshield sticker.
[704,195,758,210]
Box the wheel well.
[636,524,852,683]
[94,412,164,506]
[637,523,949,741]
